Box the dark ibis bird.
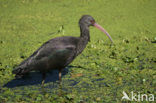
[12,15,113,86]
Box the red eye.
[90,20,95,24]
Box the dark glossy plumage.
[12,15,112,86]
[12,15,94,85]
[13,36,79,76]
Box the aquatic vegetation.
[0,0,155,102]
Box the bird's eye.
[90,20,95,24]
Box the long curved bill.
[93,23,113,43]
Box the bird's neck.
[76,24,90,55]
[80,25,90,41]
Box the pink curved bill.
[93,23,113,43]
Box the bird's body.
[13,36,86,76]
[12,15,112,86]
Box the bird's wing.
[34,44,76,60]
[18,36,79,67]
[13,36,79,75]
[32,36,79,60]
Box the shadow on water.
[3,65,86,88]
[3,68,69,88]
[2,65,110,100]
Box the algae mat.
[0,0,155,102]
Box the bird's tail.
[12,65,30,78]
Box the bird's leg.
[41,73,46,87]
[41,73,47,94]
[58,68,63,90]
[59,69,62,84]
[58,69,63,96]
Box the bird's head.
[79,15,113,43]
[79,15,95,26]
